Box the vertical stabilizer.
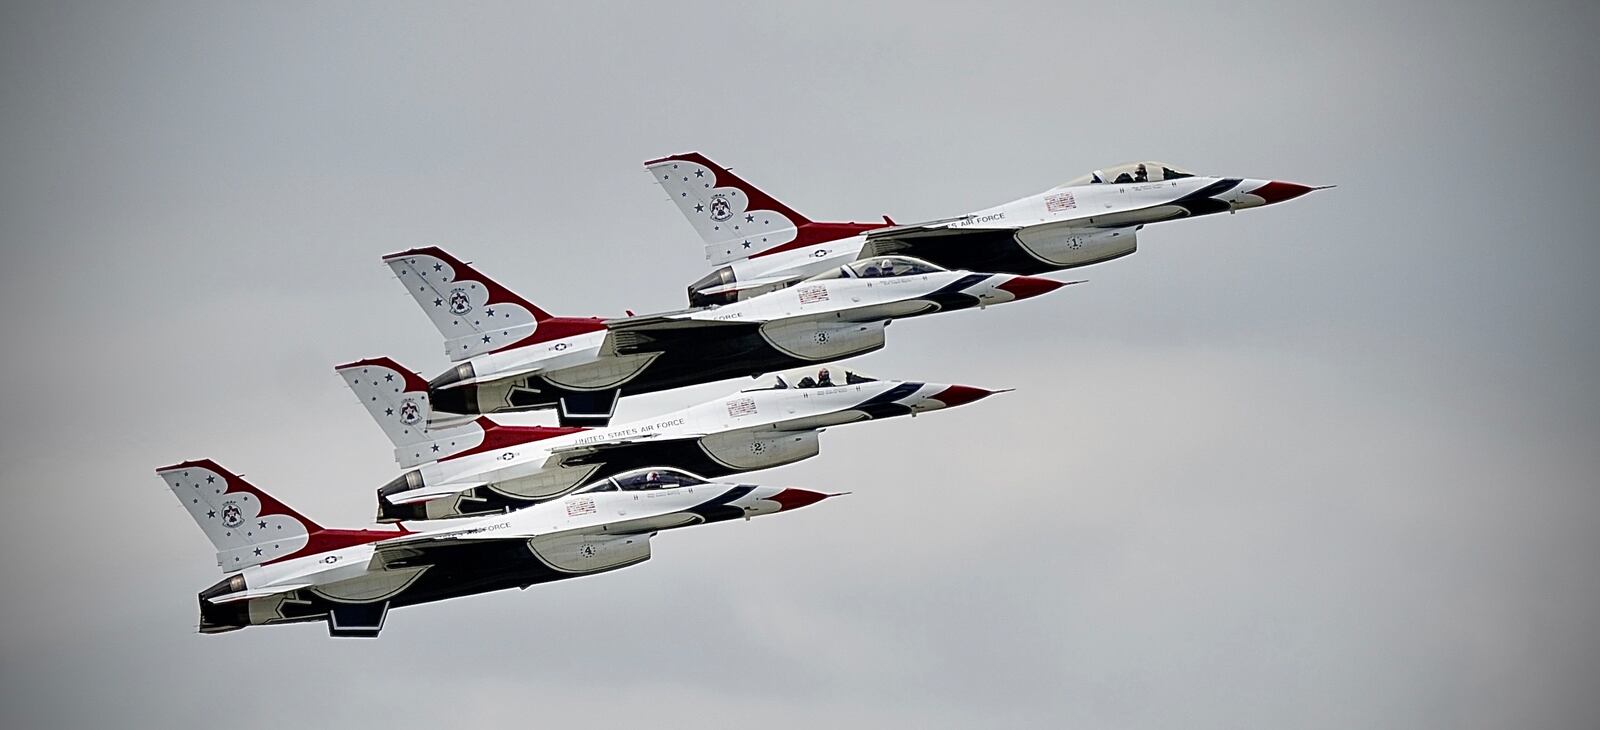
[335,357,492,468]
[384,247,552,361]
[645,152,815,265]
[645,152,885,265]
[156,460,320,571]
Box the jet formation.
[158,152,1323,636]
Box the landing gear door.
[558,389,621,427]
[327,601,389,638]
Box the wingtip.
[155,458,231,476]
[382,245,445,261]
[643,151,706,166]
[333,356,406,372]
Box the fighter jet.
[385,246,1064,423]
[157,459,835,637]
[336,357,1000,522]
[645,152,1328,306]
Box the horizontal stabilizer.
[432,363,546,391]
[206,583,313,604]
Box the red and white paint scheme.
[619,253,1073,334]
[336,358,1001,522]
[382,246,1063,423]
[158,460,835,637]
[646,153,1328,306]
[157,459,410,572]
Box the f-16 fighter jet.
[157,459,834,637]
[336,358,999,522]
[384,246,1064,424]
[645,152,1327,306]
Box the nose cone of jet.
[925,385,1003,410]
[1243,181,1323,206]
[767,488,832,512]
[996,275,1068,302]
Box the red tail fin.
[646,152,883,265]
[157,460,407,570]
[384,247,610,361]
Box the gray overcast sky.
[2,1,1597,728]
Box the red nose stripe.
[768,489,829,511]
[996,276,1066,301]
[1248,181,1316,205]
[931,385,995,408]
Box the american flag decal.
[727,397,758,418]
[1045,191,1077,212]
[797,285,829,305]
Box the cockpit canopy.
[575,467,710,494]
[1060,162,1196,187]
[804,255,946,282]
[746,365,879,391]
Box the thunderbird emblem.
[708,194,732,222]
[448,288,472,316]
[399,399,421,425]
[220,501,243,528]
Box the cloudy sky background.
[2,1,1597,727]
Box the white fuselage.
[407,377,961,514]
[232,480,807,616]
[715,175,1281,297]
[680,268,1020,326]
[452,266,1037,404]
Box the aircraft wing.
[373,521,661,579]
[861,212,1141,257]
[601,316,763,356]
[406,515,674,545]
[604,313,754,332]
[545,433,709,464]
[383,480,490,506]
[862,214,1004,241]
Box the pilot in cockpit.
[1083,162,1192,187]
[817,368,834,387]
